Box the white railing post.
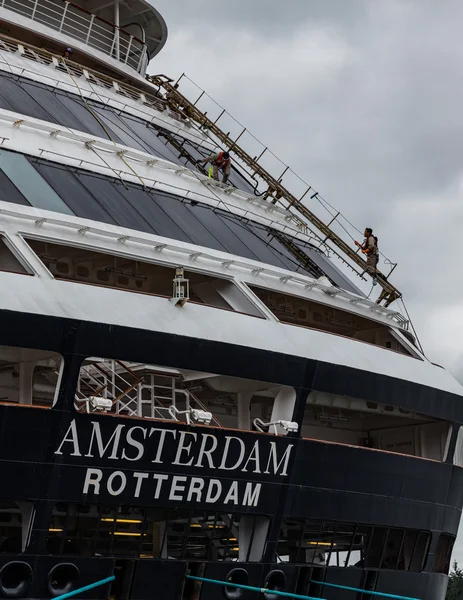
[30,0,39,20]
[124,35,133,64]
[137,45,147,73]
[58,1,69,33]
[109,30,116,59]
[113,0,120,60]
[85,14,95,44]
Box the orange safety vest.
[214,152,230,168]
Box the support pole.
[114,0,120,60]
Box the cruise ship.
[0,1,461,600]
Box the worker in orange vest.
[199,151,231,184]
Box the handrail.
[0,0,147,72]
[186,575,421,600]
[52,575,115,600]
[151,74,403,307]
[63,0,144,44]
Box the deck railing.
[0,0,148,72]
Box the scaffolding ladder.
[148,74,402,307]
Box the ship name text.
[54,420,295,507]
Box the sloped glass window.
[0,150,73,215]
[0,237,29,274]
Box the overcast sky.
[147,0,463,564]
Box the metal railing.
[75,359,223,426]
[0,0,148,72]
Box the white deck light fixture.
[171,266,189,306]
[168,405,212,425]
[253,418,299,434]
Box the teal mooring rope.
[311,580,420,600]
[52,575,115,600]
[187,574,421,600]
[186,575,325,600]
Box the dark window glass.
[31,160,117,225]
[0,169,30,206]
[48,504,269,561]
[92,108,153,154]
[119,118,186,164]
[217,215,293,271]
[190,205,259,260]
[0,501,33,553]
[58,94,121,142]
[76,173,156,234]
[433,533,455,574]
[0,75,50,121]
[278,519,430,572]
[0,237,29,274]
[153,193,224,251]
[120,185,191,243]
[19,81,83,131]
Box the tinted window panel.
[0,75,50,121]
[189,205,260,260]
[75,173,156,233]
[92,108,152,153]
[31,160,116,224]
[218,214,290,270]
[115,185,191,243]
[0,169,30,206]
[155,194,224,251]
[120,117,185,164]
[0,151,73,214]
[19,81,83,130]
[61,95,121,141]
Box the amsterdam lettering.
[55,420,295,507]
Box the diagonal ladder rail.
[150,74,402,307]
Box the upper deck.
[0,0,167,79]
